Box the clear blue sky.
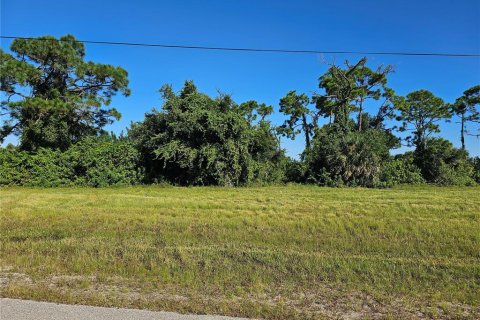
[1,0,479,157]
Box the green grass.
[1,185,479,319]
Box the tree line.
[1,35,479,187]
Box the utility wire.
[1,35,479,57]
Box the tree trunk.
[415,128,425,152]
[461,113,465,149]
[358,98,363,131]
[302,114,310,149]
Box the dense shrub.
[1,36,478,190]
[414,138,476,185]
[380,154,425,186]
[305,126,396,187]
[472,157,480,184]
[0,136,143,187]
[284,158,307,183]
[248,121,287,184]
[435,162,476,186]
[129,81,285,186]
[0,147,72,187]
[65,136,144,187]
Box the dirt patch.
[1,271,478,319]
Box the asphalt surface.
[0,298,250,320]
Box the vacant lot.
[1,185,479,319]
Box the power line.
[1,35,479,58]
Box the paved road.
[0,299,250,320]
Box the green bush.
[435,161,476,186]
[380,154,425,187]
[305,126,395,187]
[0,136,143,187]
[0,147,73,187]
[414,138,476,185]
[129,81,284,186]
[66,136,144,187]
[284,158,307,183]
[0,147,29,186]
[472,157,480,184]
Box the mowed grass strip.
[1,185,479,319]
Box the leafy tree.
[314,58,394,131]
[129,81,284,186]
[394,90,450,150]
[343,60,393,131]
[451,85,480,149]
[1,35,476,189]
[278,58,399,187]
[277,91,315,149]
[275,58,399,187]
[0,35,130,150]
[238,100,273,123]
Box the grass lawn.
[1,185,479,319]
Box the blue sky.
[1,0,479,157]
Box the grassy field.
[1,185,479,319]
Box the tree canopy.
[313,58,394,131]
[278,91,314,149]
[0,35,130,151]
[129,81,285,186]
[394,90,451,149]
[0,35,479,187]
[452,85,480,149]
